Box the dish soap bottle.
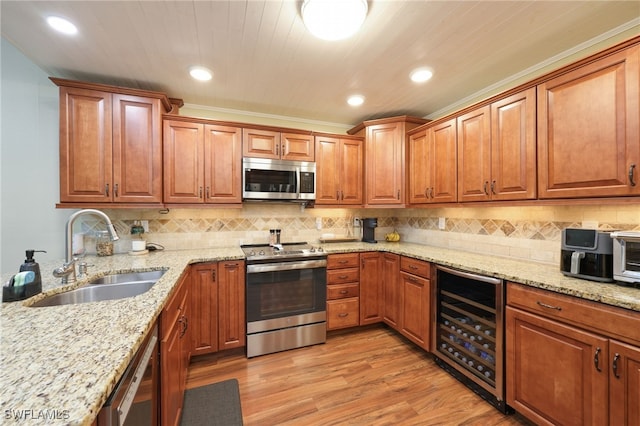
[19,249,46,294]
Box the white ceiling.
[1,1,639,128]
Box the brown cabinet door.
[408,129,430,204]
[490,88,537,201]
[430,118,458,203]
[59,86,113,203]
[340,138,364,204]
[537,45,640,198]
[163,120,204,203]
[360,252,384,325]
[609,340,640,426]
[281,132,314,161]
[112,93,162,203]
[315,136,340,203]
[399,271,430,350]
[366,122,404,205]
[458,105,492,202]
[203,124,242,203]
[190,263,218,355]
[382,253,400,329]
[218,261,246,350]
[506,306,608,426]
[242,128,280,159]
[327,298,360,330]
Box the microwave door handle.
[296,167,301,198]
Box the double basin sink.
[30,270,166,307]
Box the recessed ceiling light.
[410,68,433,83]
[301,0,368,41]
[46,16,78,35]
[189,66,213,81]
[347,95,365,107]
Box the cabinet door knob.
[483,181,489,195]
[114,183,119,197]
[612,353,621,378]
[629,164,636,187]
[594,347,602,372]
[491,180,496,195]
[105,183,109,197]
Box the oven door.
[246,259,326,331]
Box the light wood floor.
[186,325,533,426]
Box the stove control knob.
[317,247,324,252]
[309,247,316,252]
[259,250,265,256]
[249,250,256,256]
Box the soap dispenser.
[19,249,46,290]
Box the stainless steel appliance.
[99,324,158,425]
[610,231,640,286]
[433,265,511,413]
[560,228,613,282]
[242,157,316,202]
[242,242,327,358]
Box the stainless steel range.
[242,242,327,358]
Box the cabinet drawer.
[327,268,359,284]
[400,256,431,278]
[327,298,359,329]
[327,283,359,300]
[327,253,360,269]
[508,282,640,346]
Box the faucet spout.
[55,209,119,284]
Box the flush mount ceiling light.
[46,16,78,35]
[189,66,213,81]
[347,95,365,106]
[301,0,368,41]
[410,68,434,83]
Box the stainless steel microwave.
[242,157,316,202]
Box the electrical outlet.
[438,217,446,230]
[316,217,322,230]
[582,220,599,229]
[353,217,361,227]
[140,220,149,233]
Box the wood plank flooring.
[186,325,533,425]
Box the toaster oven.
[610,231,640,285]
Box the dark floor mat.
[180,378,244,426]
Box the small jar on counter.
[96,230,114,256]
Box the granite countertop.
[2,242,640,425]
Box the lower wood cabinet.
[190,261,245,355]
[326,253,360,330]
[506,282,640,426]
[398,257,431,350]
[359,252,384,325]
[160,270,190,426]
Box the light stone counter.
[0,248,244,426]
[2,242,640,425]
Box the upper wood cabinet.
[537,45,640,199]
[348,116,427,206]
[54,79,167,205]
[163,118,242,204]
[315,135,364,205]
[242,128,314,161]
[408,118,457,204]
[457,87,536,202]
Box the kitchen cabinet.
[326,253,360,330]
[457,87,536,202]
[53,78,169,205]
[537,45,640,199]
[360,252,384,325]
[398,257,431,350]
[382,253,401,328]
[163,118,242,204]
[506,282,640,425]
[408,118,457,204]
[348,116,427,206]
[242,128,314,161]
[218,260,246,350]
[189,261,245,356]
[315,135,364,205]
[190,263,218,355]
[161,270,190,426]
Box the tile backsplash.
[74,204,640,266]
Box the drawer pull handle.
[338,313,349,318]
[339,290,348,294]
[594,347,602,372]
[338,275,348,279]
[612,353,621,378]
[536,301,562,311]
[409,265,418,270]
[338,260,348,264]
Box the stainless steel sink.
[30,270,166,307]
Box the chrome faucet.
[53,209,120,283]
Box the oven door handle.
[247,259,327,273]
